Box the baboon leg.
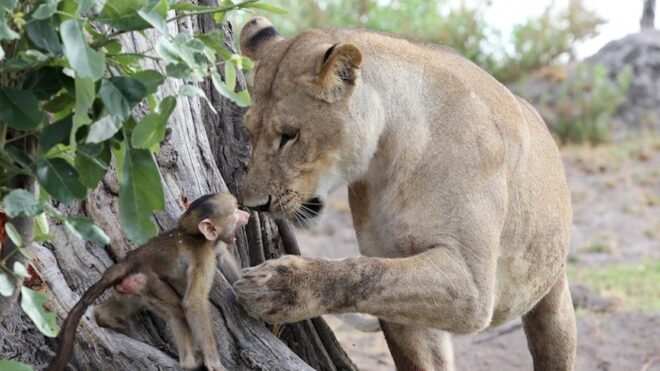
[381,320,454,371]
[522,272,577,371]
[146,277,199,369]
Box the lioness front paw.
[234,255,320,323]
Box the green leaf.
[171,34,205,67]
[0,88,45,130]
[241,56,255,70]
[165,63,191,78]
[0,0,17,12]
[2,189,43,217]
[110,139,124,182]
[198,30,232,59]
[155,37,181,64]
[0,17,19,41]
[0,360,33,371]
[244,2,288,14]
[211,73,250,107]
[72,76,95,144]
[231,89,252,107]
[20,50,50,68]
[60,19,105,80]
[74,77,96,117]
[179,84,216,113]
[13,262,29,278]
[16,246,34,260]
[34,158,87,204]
[119,146,164,244]
[5,222,22,247]
[99,77,147,120]
[86,114,122,143]
[5,145,33,168]
[65,216,110,244]
[98,0,168,31]
[32,0,61,20]
[75,142,110,187]
[0,272,15,297]
[131,96,176,149]
[43,92,75,113]
[1,58,32,72]
[26,20,63,54]
[224,61,236,91]
[57,0,78,21]
[76,0,97,14]
[34,212,51,243]
[105,40,122,54]
[20,67,65,100]
[21,287,61,337]
[40,116,73,152]
[137,2,168,36]
[212,11,225,24]
[131,70,163,96]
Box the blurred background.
[240,1,660,370]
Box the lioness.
[234,17,576,371]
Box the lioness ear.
[308,43,363,103]
[198,219,219,241]
[240,17,283,61]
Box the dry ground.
[295,135,660,370]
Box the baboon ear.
[308,43,363,103]
[240,17,283,61]
[198,219,219,241]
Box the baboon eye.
[279,131,299,150]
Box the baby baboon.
[47,193,250,371]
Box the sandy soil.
[294,139,660,370]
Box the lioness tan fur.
[234,17,576,371]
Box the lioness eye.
[279,131,299,150]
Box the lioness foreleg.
[234,245,495,334]
[522,271,576,371]
[381,321,454,371]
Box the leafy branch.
[0,0,287,365]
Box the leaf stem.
[0,122,7,149]
[1,247,20,266]
[0,264,17,276]
[45,147,72,159]
[54,11,85,21]
[5,132,34,145]
[167,0,260,23]
[90,0,259,48]
[110,52,161,61]
[0,149,31,175]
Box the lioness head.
[239,17,374,227]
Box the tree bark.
[0,4,357,371]
[641,0,655,30]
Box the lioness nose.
[245,195,271,212]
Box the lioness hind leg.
[381,320,454,371]
[522,272,576,371]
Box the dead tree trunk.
[0,5,357,371]
[641,0,656,30]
